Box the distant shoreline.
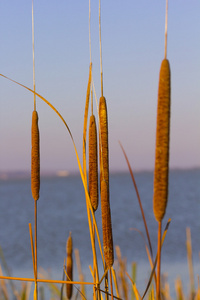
[0,167,199,180]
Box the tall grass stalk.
[153,1,170,298]
[31,2,39,298]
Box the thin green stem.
[156,221,162,300]
[99,0,103,97]
[34,200,38,299]
[32,0,36,110]
[164,0,168,59]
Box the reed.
[152,2,171,299]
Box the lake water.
[0,169,199,299]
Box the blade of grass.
[60,259,65,300]
[83,62,92,185]
[111,267,120,299]
[131,228,156,286]
[29,223,36,280]
[64,266,87,300]
[74,249,86,299]
[131,262,137,300]
[126,272,141,300]
[98,288,122,300]
[119,141,153,260]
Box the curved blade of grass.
[119,141,153,260]
[141,218,171,300]
[60,259,65,300]
[98,288,122,300]
[125,272,141,300]
[0,73,105,271]
[111,267,120,299]
[64,265,87,300]
[83,62,92,184]
[131,228,156,286]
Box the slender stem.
[109,269,114,300]
[34,200,38,299]
[0,276,94,285]
[92,221,97,296]
[164,0,168,59]
[156,221,162,300]
[29,223,36,279]
[32,0,36,110]
[105,271,109,300]
[89,0,92,64]
[99,0,103,97]
[89,0,94,117]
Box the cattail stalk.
[31,110,40,201]
[66,232,73,300]
[153,58,170,300]
[99,96,114,268]
[89,114,99,211]
[153,58,171,223]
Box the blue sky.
[0,1,200,172]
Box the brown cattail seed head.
[153,59,171,222]
[66,232,73,299]
[99,96,109,186]
[89,114,99,211]
[101,180,114,267]
[99,96,114,267]
[31,110,40,201]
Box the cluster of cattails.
[87,93,114,268]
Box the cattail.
[99,96,109,185]
[101,180,114,267]
[89,114,99,211]
[153,58,171,222]
[31,110,40,201]
[66,232,73,300]
[99,96,114,267]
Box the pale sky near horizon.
[0,1,199,173]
